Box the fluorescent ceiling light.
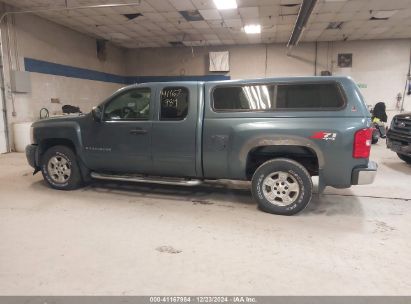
[213,0,237,10]
[371,10,398,19]
[244,24,261,34]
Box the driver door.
[83,86,154,173]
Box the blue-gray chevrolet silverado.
[26,76,377,215]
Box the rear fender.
[237,135,326,190]
[238,135,325,169]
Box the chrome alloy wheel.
[47,155,71,184]
[262,171,300,206]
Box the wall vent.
[169,41,184,47]
[179,10,204,21]
[123,13,143,20]
[326,21,344,29]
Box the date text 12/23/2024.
[149,296,257,303]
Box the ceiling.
[2,0,411,48]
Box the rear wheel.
[251,158,313,216]
[41,145,84,190]
[397,153,411,164]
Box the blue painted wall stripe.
[24,58,126,84]
[24,58,230,85]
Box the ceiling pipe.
[287,0,318,56]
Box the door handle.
[129,128,148,135]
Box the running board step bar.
[90,172,203,186]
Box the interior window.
[213,85,275,110]
[103,88,151,120]
[276,83,344,109]
[160,87,189,120]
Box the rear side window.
[160,87,189,120]
[276,83,344,109]
[213,85,275,110]
[213,83,344,111]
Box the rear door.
[151,83,199,177]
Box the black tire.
[251,158,313,216]
[397,153,411,164]
[41,145,84,190]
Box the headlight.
[390,117,396,129]
[30,126,34,144]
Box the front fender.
[32,117,85,163]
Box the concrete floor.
[0,142,410,295]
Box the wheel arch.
[38,138,91,183]
[240,135,325,180]
[38,138,77,157]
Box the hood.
[32,113,88,127]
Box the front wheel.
[41,145,84,190]
[397,153,411,164]
[251,158,313,215]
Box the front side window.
[276,83,344,109]
[160,87,189,120]
[213,85,275,111]
[103,88,151,121]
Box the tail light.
[353,128,372,158]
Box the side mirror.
[92,106,102,122]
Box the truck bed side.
[201,77,371,188]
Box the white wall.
[318,40,411,113]
[125,43,316,78]
[11,13,126,118]
[125,39,411,114]
[1,12,126,151]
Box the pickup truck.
[26,76,377,215]
[386,112,411,164]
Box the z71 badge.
[310,131,337,141]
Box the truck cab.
[82,82,203,178]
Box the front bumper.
[351,161,378,185]
[386,137,411,156]
[25,144,39,169]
